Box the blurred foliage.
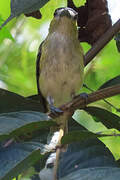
[0,0,119,98]
[0,0,68,96]
[0,0,118,96]
[0,0,120,178]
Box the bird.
[36,7,84,179]
[36,6,84,156]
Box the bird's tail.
[57,111,70,145]
[54,112,71,180]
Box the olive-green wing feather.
[36,41,48,112]
[36,41,43,93]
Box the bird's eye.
[54,7,64,17]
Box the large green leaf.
[0,142,48,180]
[0,111,55,141]
[0,89,45,113]
[84,106,120,130]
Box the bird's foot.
[73,92,88,104]
[80,92,88,98]
[80,92,88,104]
[50,105,63,116]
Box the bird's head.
[54,7,78,21]
[49,7,78,35]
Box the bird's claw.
[80,92,88,104]
[73,92,88,104]
[50,105,63,116]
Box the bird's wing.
[36,41,44,93]
[36,41,48,112]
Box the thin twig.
[84,19,120,66]
[83,84,120,111]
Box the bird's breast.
[39,32,84,106]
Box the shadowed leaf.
[0,89,45,113]
[0,142,48,180]
[0,111,55,141]
[61,130,109,145]
[99,75,120,89]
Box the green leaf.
[0,111,55,141]
[0,89,45,113]
[98,75,120,89]
[0,0,50,29]
[61,130,109,145]
[0,142,48,180]
[84,106,120,131]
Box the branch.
[48,84,120,117]
[84,19,120,66]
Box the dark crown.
[54,7,78,20]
